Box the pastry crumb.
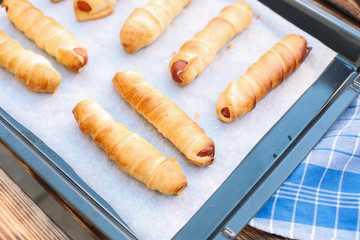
[226,44,233,50]
[170,52,176,57]
[256,14,260,19]
[194,112,200,120]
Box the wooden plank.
[309,0,360,30]
[0,168,70,240]
[0,141,107,240]
[237,225,289,240]
[324,0,360,22]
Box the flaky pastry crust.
[74,0,116,22]
[73,100,188,195]
[0,30,61,93]
[120,0,191,53]
[216,34,310,122]
[169,1,253,85]
[2,0,88,72]
[113,71,215,167]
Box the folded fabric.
[250,94,360,240]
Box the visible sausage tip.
[197,145,214,158]
[74,48,88,66]
[221,107,231,118]
[77,1,92,12]
[170,60,187,84]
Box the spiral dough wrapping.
[120,0,192,53]
[0,30,61,93]
[73,100,188,195]
[2,0,88,72]
[216,34,310,123]
[169,1,253,85]
[113,71,215,167]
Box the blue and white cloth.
[250,94,360,240]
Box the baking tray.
[0,0,359,239]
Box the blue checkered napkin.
[250,94,360,240]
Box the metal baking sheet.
[0,0,359,239]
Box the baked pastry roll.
[73,100,188,195]
[216,34,310,123]
[74,0,116,22]
[2,0,88,72]
[0,30,61,93]
[113,71,215,167]
[170,1,253,85]
[120,0,192,53]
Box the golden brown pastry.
[170,1,253,85]
[113,71,215,167]
[120,0,192,54]
[0,30,61,93]
[51,0,63,2]
[74,0,116,22]
[216,34,310,123]
[2,0,88,73]
[73,100,188,195]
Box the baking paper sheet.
[0,0,337,239]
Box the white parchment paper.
[0,0,337,239]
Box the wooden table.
[0,168,70,240]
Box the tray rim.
[261,0,360,67]
[173,57,359,239]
